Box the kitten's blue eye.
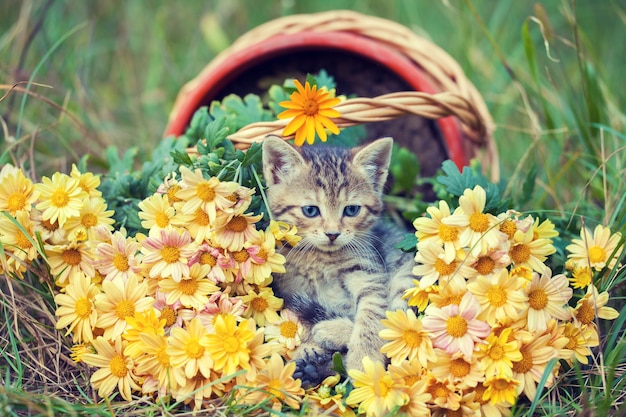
[343,205,361,217]
[302,205,320,218]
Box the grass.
[1,0,625,415]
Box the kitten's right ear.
[262,135,306,186]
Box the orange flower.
[278,79,341,146]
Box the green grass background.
[1,0,625,415]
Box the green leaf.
[332,352,346,375]
[395,232,418,252]
[240,142,263,168]
[306,73,318,87]
[171,149,193,166]
[313,69,337,90]
[211,94,273,131]
[268,84,291,115]
[389,145,421,195]
[185,106,212,141]
[105,146,138,175]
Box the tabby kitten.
[262,135,415,385]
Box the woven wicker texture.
[169,10,498,177]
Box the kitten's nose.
[325,232,340,242]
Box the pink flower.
[141,228,196,281]
[423,292,490,357]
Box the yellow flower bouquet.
[1,72,624,417]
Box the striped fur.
[262,136,415,379]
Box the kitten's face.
[262,136,393,252]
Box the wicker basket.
[166,10,499,182]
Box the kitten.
[262,135,415,386]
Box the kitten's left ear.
[353,137,393,193]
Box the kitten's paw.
[292,347,334,388]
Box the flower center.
[475,256,496,275]
[196,183,215,202]
[167,185,182,203]
[302,99,319,116]
[179,278,199,295]
[486,286,508,307]
[376,374,394,397]
[62,248,82,266]
[268,378,286,400]
[438,224,458,242]
[511,348,533,373]
[401,329,422,348]
[446,410,463,417]
[588,246,606,264]
[51,188,70,207]
[510,243,531,264]
[469,212,490,233]
[161,246,180,263]
[226,216,248,233]
[441,294,463,307]
[74,297,92,319]
[200,252,217,266]
[488,345,505,360]
[572,267,592,288]
[156,347,170,367]
[160,306,177,327]
[185,338,205,359]
[42,219,59,232]
[280,321,298,338]
[404,375,420,387]
[251,296,268,312]
[499,219,517,239]
[223,336,240,353]
[81,213,98,228]
[429,381,450,399]
[7,192,27,212]
[155,212,170,228]
[195,209,210,226]
[446,316,468,338]
[493,378,511,390]
[115,300,135,320]
[450,358,471,377]
[15,231,32,249]
[109,354,128,378]
[434,258,457,276]
[474,384,487,404]
[528,289,548,310]
[576,300,595,325]
[113,253,130,272]
[233,249,250,263]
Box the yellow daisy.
[413,240,473,288]
[566,224,623,271]
[45,240,96,286]
[63,196,115,241]
[175,166,239,223]
[30,208,65,244]
[387,358,426,388]
[346,356,409,417]
[403,281,438,312]
[265,308,304,355]
[278,79,341,146]
[81,336,140,401]
[70,164,102,198]
[35,172,88,228]
[137,193,177,231]
[268,220,302,248]
[167,317,213,379]
[0,210,39,276]
[524,269,572,333]
[239,286,283,326]
[94,275,154,340]
[397,376,431,416]
[442,185,507,255]
[245,230,287,285]
[429,279,466,309]
[54,274,100,343]
[467,268,528,326]
[571,284,619,327]
[237,326,274,384]
[135,333,177,396]
[414,199,462,263]
[561,322,599,364]
[379,308,435,367]
[122,308,166,359]
[425,377,461,410]
[244,352,305,411]
[482,376,520,406]
[475,327,522,378]
[473,380,513,416]
[509,226,556,273]
[175,206,214,244]
[0,168,38,214]
[511,332,558,401]
[206,314,255,376]
[569,264,593,289]
[158,263,218,309]
[430,349,483,389]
